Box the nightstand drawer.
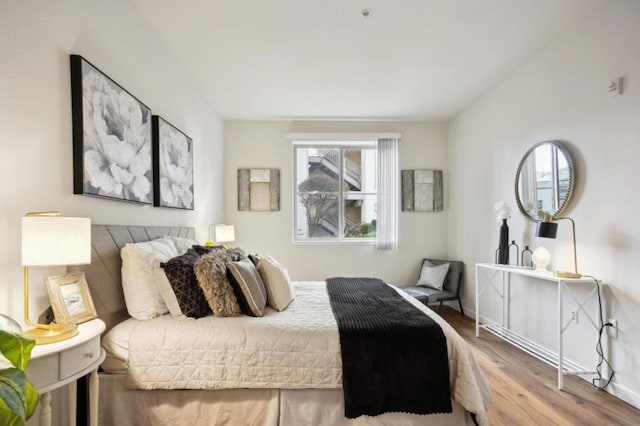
[26,352,59,390]
[60,336,100,379]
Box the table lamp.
[214,224,235,245]
[205,224,236,247]
[535,214,581,278]
[21,211,91,344]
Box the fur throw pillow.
[194,248,245,317]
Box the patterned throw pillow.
[154,267,187,319]
[194,248,245,317]
[160,249,211,318]
[227,258,267,317]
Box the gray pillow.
[417,260,450,290]
[227,258,267,317]
[194,249,245,317]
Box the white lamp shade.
[22,216,92,266]
[214,224,235,243]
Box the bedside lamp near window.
[205,224,236,247]
[214,224,235,245]
[535,214,581,279]
[21,211,91,344]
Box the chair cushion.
[402,286,455,303]
[421,259,463,294]
[416,260,450,290]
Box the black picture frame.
[152,115,194,209]
[70,54,153,204]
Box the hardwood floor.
[438,306,640,425]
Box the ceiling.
[132,0,604,121]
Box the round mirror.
[515,140,574,221]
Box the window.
[294,142,378,242]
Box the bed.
[78,225,490,426]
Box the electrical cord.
[584,275,615,390]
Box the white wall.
[448,0,640,407]
[0,0,223,346]
[224,121,448,286]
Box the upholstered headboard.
[71,225,195,333]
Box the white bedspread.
[111,281,490,424]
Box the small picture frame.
[46,272,97,324]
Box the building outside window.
[294,142,377,242]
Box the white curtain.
[376,138,398,250]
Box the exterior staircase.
[308,149,361,190]
[306,149,362,236]
[320,205,358,236]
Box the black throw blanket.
[326,277,452,418]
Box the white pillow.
[416,261,450,291]
[121,237,179,320]
[256,256,295,311]
[167,235,200,254]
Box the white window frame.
[289,133,400,245]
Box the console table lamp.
[21,212,91,344]
[535,214,581,278]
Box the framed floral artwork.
[152,116,194,209]
[70,55,153,204]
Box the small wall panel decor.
[70,55,152,204]
[238,168,280,211]
[401,169,443,212]
[152,116,194,209]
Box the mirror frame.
[514,140,575,221]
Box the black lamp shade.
[536,221,558,238]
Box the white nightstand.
[26,318,106,426]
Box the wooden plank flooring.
[438,306,640,425]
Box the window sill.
[291,239,376,246]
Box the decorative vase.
[521,245,533,268]
[509,240,520,266]
[496,219,509,264]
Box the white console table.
[475,263,601,390]
[26,319,106,426]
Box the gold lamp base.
[554,271,582,279]
[24,323,78,344]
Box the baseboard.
[463,306,640,410]
[459,306,491,323]
[603,381,640,409]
